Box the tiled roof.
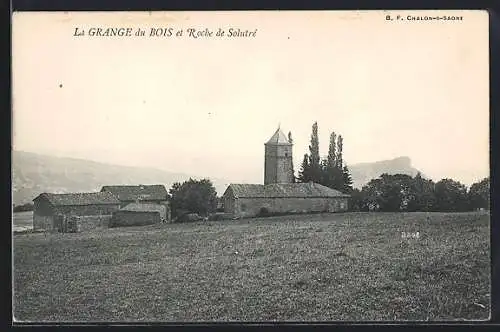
[120,203,166,213]
[224,182,350,199]
[101,185,168,201]
[266,128,291,145]
[34,192,120,206]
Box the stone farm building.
[100,185,169,207]
[223,183,349,218]
[33,192,121,231]
[223,127,350,218]
[110,202,166,227]
[101,184,171,221]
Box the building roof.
[101,185,168,201]
[224,182,350,199]
[34,192,120,206]
[265,128,291,145]
[120,202,165,213]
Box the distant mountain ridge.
[348,156,424,189]
[11,151,424,205]
[12,151,232,206]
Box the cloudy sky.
[12,11,489,185]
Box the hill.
[348,156,424,189]
[12,151,231,205]
[12,151,425,205]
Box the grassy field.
[13,212,490,322]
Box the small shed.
[110,203,165,228]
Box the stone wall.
[77,215,113,231]
[34,214,113,232]
[227,196,349,218]
[110,211,161,228]
[223,191,236,216]
[53,204,120,216]
[33,213,54,231]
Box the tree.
[407,172,436,211]
[434,179,469,212]
[321,132,341,189]
[357,173,475,212]
[336,135,344,169]
[342,165,353,193]
[320,131,348,192]
[308,122,322,183]
[168,182,182,198]
[360,178,384,211]
[361,173,416,212]
[378,174,411,211]
[327,131,337,168]
[348,188,364,211]
[468,177,490,210]
[169,178,218,219]
[298,154,312,182]
[298,125,353,194]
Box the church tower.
[264,126,294,185]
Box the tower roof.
[265,128,291,145]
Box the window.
[241,204,247,211]
[285,153,288,157]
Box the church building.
[223,127,350,218]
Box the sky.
[12,11,489,186]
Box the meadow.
[12,211,490,322]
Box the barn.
[223,182,350,219]
[110,203,164,227]
[32,192,121,232]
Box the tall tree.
[323,131,352,193]
[308,122,322,182]
[327,132,337,168]
[336,135,344,169]
[321,132,340,189]
[309,122,320,166]
[298,123,352,193]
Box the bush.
[169,179,218,218]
